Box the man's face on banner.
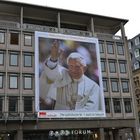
[68,59,85,79]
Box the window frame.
[103,78,108,92]
[8,96,18,112]
[9,74,18,89]
[117,43,124,55]
[124,98,132,113]
[119,61,127,73]
[10,32,19,45]
[113,98,121,113]
[24,34,32,46]
[23,74,33,90]
[9,52,19,66]
[121,79,129,93]
[111,79,119,92]
[109,60,116,73]
[0,51,4,65]
[0,32,5,44]
[99,41,104,53]
[24,53,33,67]
[24,96,33,112]
[105,98,110,113]
[101,59,106,72]
[0,73,4,89]
[107,42,114,54]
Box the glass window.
[0,51,4,65]
[0,97,2,112]
[134,61,140,70]
[107,43,114,54]
[0,73,4,89]
[24,34,32,46]
[10,32,19,45]
[24,53,32,67]
[105,98,110,113]
[117,44,124,55]
[113,98,121,113]
[121,80,129,92]
[135,37,140,46]
[128,42,132,50]
[9,52,18,66]
[119,61,127,73]
[9,96,18,112]
[111,79,119,92]
[0,32,5,44]
[24,97,33,112]
[9,74,18,89]
[134,49,140,58]
[23,75,32,90]
[103,78,108,92]
[124,99,132,113]
[99,42,104,53]
[109,60,116,73]
[101,59,106,72]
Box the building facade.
[0,1,139,140]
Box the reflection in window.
[109,60,116,73]
[23,75,32,90]
[103,78,108,92]
[10,32,19,45]
[111,79,119,92]
[101,60,106,72]
[24,34,32,46]
[0,73,4,89]
[124,98,132,113]
[119,61,127,73]
[121,80,129,92]
[107,43,114,54]
[113,98,121,113]
[9,96,18,112]
[0,51,4,65]
[117,44,124,55]
[0,32,5,44]
[105,98,110,113]
[24,97,33,112]
[24,53,32,67]
[9,74,18,89]
[9,52,18,66]
[99,42,104,53]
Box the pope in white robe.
[44,42,101,111]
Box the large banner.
[35,31,105,118]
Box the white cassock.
[44,60,101,111]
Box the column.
[120,22,126,42]
[90,17,95,36]
[100,128,105,140]
[57,12,61,33]
[15,129,23,140]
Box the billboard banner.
[35,31,105,118]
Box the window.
[24,97,33,112]
[103,78,108,92]
[107,43,114,54]
[9,96,18,112]
[99,42,104,53]
[9,52,18,66]
[117,44,124,55]
[111,79,119,92]
[0,32,5,44]
[124,99,132,113]
[134,61,140,70]
[24,34,32,46]
[10,32,19,45]
[119,61,127,73]
[113,98,121,113]
[0,51,4,65]
[24,53,32,67]
[121,80,129,92]
[0,73,4,89]
[128,42,132,50]
[9,74,18,89]
[109,60,116,73]
[105,98,110,113]
[101,59,106,72]
[23,74,33,90]
[135,37,140,46]
[0,97,2,112]
[134,49,140,58]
